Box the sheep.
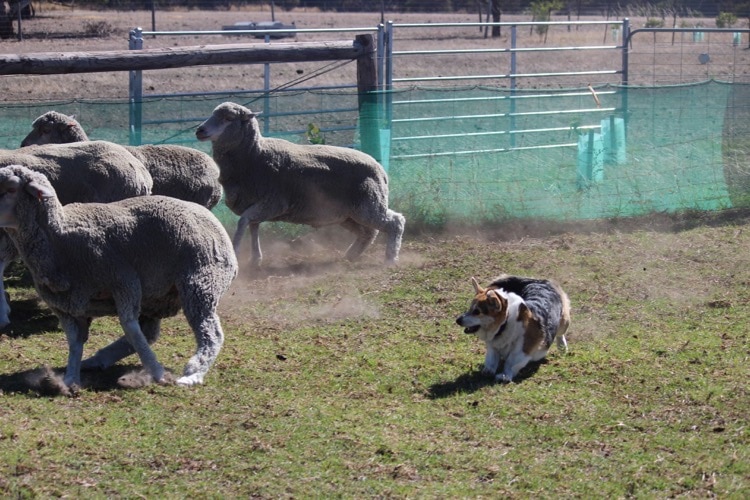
[0,141,154,329]
[195,101,406,267]
[20,111,89,144]
[0,165,238,390]
[1,141,153,204]
[21,111,223,210]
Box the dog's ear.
[486,290,507,312]
[471,277,484,294]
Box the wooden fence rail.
[0,34,382,161]
[0,39,368,75]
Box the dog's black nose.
[455,316,463,325]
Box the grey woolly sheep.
[20,111,90,145]
[0,141,153,329]
[21,111,223,209]
[195,101,406,267]
[1,141,153,204]
[0,165,238,390]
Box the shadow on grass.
[427,360,546,398]
[0,364,173,397]
[3,298,60,339]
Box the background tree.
[529,0,564,41]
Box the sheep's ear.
[24,179,55,200]
[1,175,21,194]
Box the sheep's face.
[0,175,22,228]
[20,124,51,147]
[0,166,57,229]
[21,112,81,147]
[196,103,256,143]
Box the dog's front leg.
[482,346,501,376]
[497,351,531,383]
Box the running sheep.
[195,101,406,267]
[21,111,222,209]
[0,165,237,391]
[0,141,153,329]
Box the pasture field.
[0,6,749,498]
[1,211,749,497]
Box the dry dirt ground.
[1,7,490,101]
[0,6,675,102]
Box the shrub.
[83,20,113,38]
[306,123,325,145]
[645,18,664,28]
[715,12,738,28]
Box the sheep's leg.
[350,207,405,264]
[341,219,378,261]
[178,281,225,386]
[238,200,292,267]
[382,209,406,264]
[177,312,224,386]
[0,258,10,329]
[109,284,165,383]
[58,315,91,389]
[232,216,263,267]
[232,217,249,256]
[248,222,262,267]
[119,317,166,383]
[81,317,161,370]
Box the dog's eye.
[471,308,480,315]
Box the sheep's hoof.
[176,373,205,386]
[495,374,513,384]
[61,378,82,397]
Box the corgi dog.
[455,274,570,383]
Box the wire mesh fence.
[1,80,745,230]
[1,13,749,230]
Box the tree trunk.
[491,0,501,38]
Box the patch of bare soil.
[1,7,476,101]
[1,7,658,102]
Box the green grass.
[1,215,749,497]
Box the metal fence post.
[128,28,143,146]
[376,23,385,89]
[385,21,394,130]
[621,18,630,138]
[510,24,517,149]
[263,34,271,136]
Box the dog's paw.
[481,367,496,377]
